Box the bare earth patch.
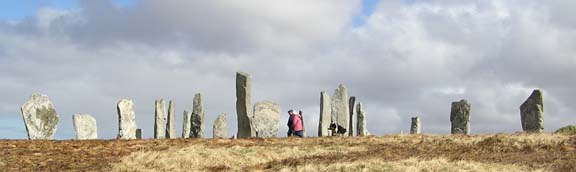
[1,134,575,171]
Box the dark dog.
[328,122,347,136]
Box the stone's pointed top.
[453,99,468,104]
[236,71,251,77]
[337,84,347,89]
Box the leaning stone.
[213,113,227,138]
[236,72,255,138]
[410,117,420,134]
[331,84,350,136]
[190,93,205,138]
[21,93,59,140]
[166,100,176,138]
[348,96,356,137]
[182,110,191,138]
[318,91,331,137]
[450,99,471,135]
[154,99,167,139]
[73,114,97,140]
[356,102,368,136]
[252,101,280,138]
[136,128,142,139]
[117,99,137,139]
[520,89,544,133]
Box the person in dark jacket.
[287,110,294,137]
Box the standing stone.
[182,110,191,138]
[348,96,356,137]
[136,128,142,139]
[450,99,471,135]
[300,111,306,137]
[410,117,420,134]
[154,99,167,139]
[520,89,544,133]
[236,72,255,138]
[252,101,280,138]
[356,102,368,136]
[213,113,227,138]
[190,93,205,138]
[117,99,137,139]
[331,84,350,136]
[166,100,176,138]
[21,93,59,140]
[318,91,331,137]
[73,114,97,140]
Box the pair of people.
[287,110,304,137]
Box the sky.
[0,0,575,140]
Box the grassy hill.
[1,134,575,171]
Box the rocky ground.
[1,134,575,172]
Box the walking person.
[292,110,304,138]
[287,110,294,137]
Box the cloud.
[0,0,574,139]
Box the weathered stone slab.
[520,89,544,133]
[410,117,420,134]
[213,113,227,138]
[356,102,368,136]
[166,100,176,138]
[182,110,191,138]
[136,128,142,139]
[348,96,356,137]
[253,101,280,138]
[154,99,167,139]
[21,93,59,140]
[318,91,331,137]
[331,84,350,136]
[236,72,254,138]
[117,99,137,139]
[450,99,471,135]
[190,93,205,138]
[73,114,97,140]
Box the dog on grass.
[328,122,347,136]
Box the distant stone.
[182,110,191,138]
[348,96,356,137]
[520,89,544,133]
[236,72,254,138]
[253,101,280,138]
[21,93,59,140]
[331,84,350,136]
[190,93,205,138]
[213,113,227,138]
[555,125,576,135]
[356,102,368,136]
[154,99,167,139]
[136,128,142,139]
[410,117,420,134]
[117,99,137,139]
[450,99,471,135]
[73,114,97,140]
[166,100,176,138]
[318,91,331,137]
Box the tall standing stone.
[318,91,331,137]
[410,117,420,134]
[520,89,544,133]
[331,84,350,136]
[166,100,176,138]
[190,93,205,138]
[21,93,59,140]
[73,114,97,140]
[300,111,306,137]
[136,128,142,139]
[236,72,254,138]
[356,102,368,136]
[450,99,471,135]
[253,101,280,138]
[154,99,167,139]
[182,110,191,138]
[213,113,227,138]
[348,96,356,137]
[117,99,137,139]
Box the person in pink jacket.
[291,111,304,137]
